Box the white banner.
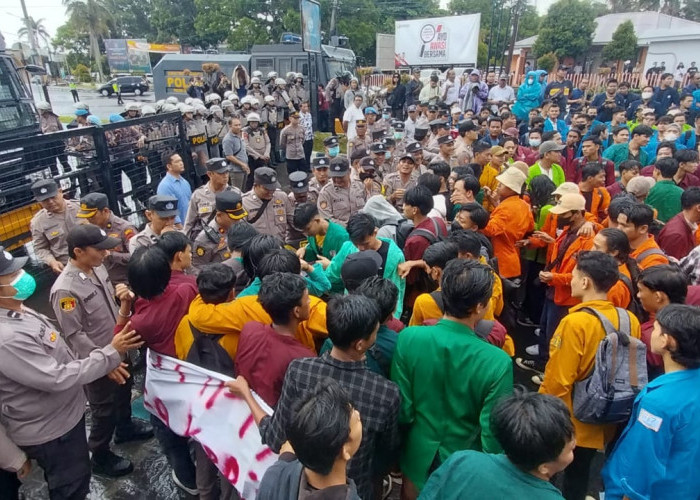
[394,14,481,67]
[144,350,277,499]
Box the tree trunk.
[89,31,104,82]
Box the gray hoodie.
[361,195,404,241]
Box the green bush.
[536,53,558,73]
[73,64,92,83]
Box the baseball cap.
[437,135,454,146]
[382,106,392,113]
[626,176,655,197]
[340,250,382,290]
[312,156,331,169]
[329,156,350,177]
[289,171,310,193]
[148,195,179,217]
[552,182,580,196]
[31,179,59,201]
[549,193,586,214]
[359,157,376,169]
[380,137,396,148]
[0,247,27,276]
[490,145,507,156]
[539,140,566,155]
[77,192,109,218]
[399,153,416,163]
[429,118,448,128]
[67,224,121,251]
[393,122,405,131]
[253,167,280,190]
[323,136,339,148]
[215,191,247,220]
[206,157,232,174]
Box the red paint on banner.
[184,410,202,437]
[255,448,273,462]
[153,397,169,426]
[248,471,258,481]
[203,444,218,465]
[205,381,226,409]
[199,376,213,397]
[223,455,239,483]
[238,414,254,439]
[174,363,186,383]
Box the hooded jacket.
[512,71,543,120]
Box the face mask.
[394,132,404,140]
[386,151,392,159]
[556,215,572,229]
[329,146,340,157]
[382,114,390,120]
[665,134,679,141]
[0,270,37,301]
[529,139,541,147]
[641,92,653,100]
[527,78,534,85]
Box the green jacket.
[391,319,513,490]
[237,262,331,298]
[527,162,566,187]
[325,238,406,319]
[303,220,349,261]
[602,143,649,168]
[646,179,684,223]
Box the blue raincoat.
[512,71,543,121]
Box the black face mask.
[557,215,572,229]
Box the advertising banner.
[300,0,322,53]
[126,40,181,54]
[395,14,481,67]
[104,39,130,72]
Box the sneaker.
[382,474,393,499]
[525,344,540,356]
[515,357,544,374]
[171,470,199,496]
[91,450,134,477]
[531,374,544,385]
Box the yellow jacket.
[539,300,641,450]
[174,294,328,360]
[479,164,500,212]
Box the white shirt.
[441,80,460,105]
[404,117,417,141]
[342,106,365,141]
[488,85,515,113]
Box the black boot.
[113,418,154,444]
[91,450,134,477]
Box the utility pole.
[330,0,339,37]
[505,0,523,76]
[19,0,40,65]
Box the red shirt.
[235,322,314,407]
[571,156,616,186]
[130,281,198,357]
[606,181,625,198]
[170,269,197,287]
[658,213,696,259]
[677,172,700,189]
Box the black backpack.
[185,322,236,377]
[618,273,647,322]
[396,217,446,250]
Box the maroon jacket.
[571,156,616,185]
[657,212,696,260]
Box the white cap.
[495,166,527,194]
[264,95,275,103]
[552,182,580,196]
[141,105,156,116]
[36,101,52,111]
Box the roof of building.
[515,11,700,48]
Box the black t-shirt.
[581,190,594,213]
[376,240,389,276]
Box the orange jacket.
[529,211,601,263]
[482,196,534,279]
[581,186,610,222]
[631,236,669,270]
[547,227,595,306]
[607,263,632,309]
[479,164,500,212]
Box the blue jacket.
[602,367,700,500]
[543,118,569,138]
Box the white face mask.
[529,138,541,147]
[641,91,653,100]
[665,134,679,141]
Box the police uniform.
[317,157,367,226]
[50,226,139,462]
[129,195,179,254]
[286,171,311,248]
[29,180,80,267]
[383,158,420,211]
[183,159,240,240]
[185,115,209,177]
[244,117,271,189]
[370,141,394,177]
[431,134,460,168]
[308,157,331,205]
[280,120,306,162]
[192,190,248,269]
[242,168,294,242]
[354,156,384,197]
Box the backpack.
[634,247,666,266]
[396,217,446,250]
[394,219,415,249]
[572,307,648,424]
[618,273,646,322]
[185,322,236,377]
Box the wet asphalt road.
[33,84,157,120]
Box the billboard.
[300,0,322,53]
[395,14,481,67]
[126,40,181,54]
[105,38,154,73]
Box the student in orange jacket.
[578,163,610,223]
[540,251,641,500]
[482,166,534,279]
[617,202,670,270]
[516,193,594,375]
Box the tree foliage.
[602,20,637,63]
[533,0,596,59]
[683,0,700,21]
[537,52,558,72]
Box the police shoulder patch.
[196,246,206,256]
[124,228,134,240]
[320,201,328,209]
[59,297,76,312]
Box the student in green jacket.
[527,140,567,187]
[293,202,350,263]
[325,213,406,318]
[645,157,684,223]
[602,124,653,168]
[419,389,574,500]
[391,258,513,497]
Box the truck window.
[0,58,37,137]
[296,61,309,77]
[255,58,274,76]
[278,59,292,79]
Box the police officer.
[317,156,367,226]
[432,134,460,167]
[183,158,240,240]
[183,105,209,177]
[129,195,178,253]
[77,192,135,285]
[192,191,248,269]
[243,112,271,190]
[414,124,438,162]
[370,141,393,177]
[0,248,142,499]
[50,225,153,477]
[287,171,311,248]
[308,156,331,204]
[261,95,279,165]
[29,179,80,274]
[242,167,294,243]
[383,153,419,211]
[347,118,372,158]
[323,135,341,159]
[280,110,307,174]
[205,105,227,158]
[426,118,448,151]
[357,156,383,197]
[406,141,430,172]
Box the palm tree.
[62,0,112,81]
[17,17,51,52]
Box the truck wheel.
[101,89,109,96]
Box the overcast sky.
[4,0,552,48]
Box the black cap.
[350,147,368,162]
[67,224,121,250]
[323,136,339,147]
[406,141,423,154]
[428,104,439,112]
[415,123,430,132]
[289,171,310,193]
[381,137,396,147]
[77,192,109,218]
[359,157,376,169]
[32,179,59,201]
[215,191,247,220]
[458,120,479,132]
[393,122,405,131]
[329,156,350,177]
[148,195,179,217]
[340,250,382,288]
[206,157,232,173]
[0,247,27,276]
[370,142,387,153]
[371,130,386,141]
[429,118,448,128]
[253,167,280,190]
[399,153,416,163]
[437,135,455,145]
[382,106,392,113]
[312,156,330,169]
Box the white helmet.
[223,90,233,99]
[230,94,240,102]
[166,96,179,104]
[125,102,141,112]
[205,93,217,104]
[161,103,178,113]
[36,101,52,111]
[251,76,261,85]
[267,71,278,79]
[181,104,195,114]
[194,104,208,116]
[247,112,261,122]
[240,95,253,105]
[221,99,234,109]
[154,99,165,112]
[141,105,156,116]
[275,78,287,86]
[264,95,275,103]
[252,70,263,78]
[286,71,295,81]
[191,98,204,106]
[184,97,193,105]
[295,73,304,80]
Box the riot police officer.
[192,190,248,269]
